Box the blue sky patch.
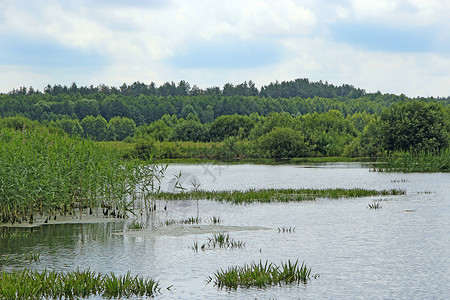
[0,36,106,69]
[330,22,444,53]
[170,39,283,69]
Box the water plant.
[154,188,406,204]
[378,148,450,173]
[127,220,147,230]
[207,260,317,289]
[278,226,295,233]
[209,216,223,224]
[23,253,40,262]
[367,202,382,209]
[0,268,160,299]
[191,233,246,252]
[0,125,145,225]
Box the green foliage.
[209,115,255,141]
[379,100,449,152]
[51,118,83,137]
[106,116,136,141]
[170,120,208,142]
[73,99,100,120]
[80,115,108,141]
[256,127,309,159]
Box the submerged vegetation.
[207,260,317,289]
[155,188,406,204]
[0,269,160,299]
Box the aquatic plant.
[127,220,147,230]
[154,188,406,204]
[278,227,295,233]
[209,216,223,224]
[207,260,317,289]
[23,253,40,262]
[191,233,246,252]
[367,202,382,209]
[378,148,450,173]
[0,268,160,299]
[0,125,145,225]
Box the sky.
[1,0,449,97]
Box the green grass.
[155,188,406,204]
[191,233,246,252]
[377,148,450,172]
[0,269,160,299]
[207,260,317,289]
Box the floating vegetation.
[23,253,40,262]
[417,191,435,194]
[0,230,30,239]
[209,216,223,224]
[0,269,160,299]
[391,179,409,183]
[127,220,147,230]
[161,217,202,227]
[278,227,295,233]
[207,260,317,289]
[155,188,406,204]
[367,201,382,209]
[191,233,246,252]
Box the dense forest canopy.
[1,78,448,126]
[1,78,448,160]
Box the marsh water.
[1,163,449,299]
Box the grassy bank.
[155,188,406,204]
[0,125,143,225]
[0,269,159,299]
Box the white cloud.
[0,0,449,97]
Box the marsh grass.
[127,220,147,230]
[209,216,223,224]
[191,233,246,252]
[278,227,295,233]
[378,148,450,172]
[367,201,383,209]
[23,253,40,262]
[0,268,160,299]
[0,125,146,225]
[155,188,406,204]
[207,260,317,289]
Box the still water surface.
[1,163,449,299]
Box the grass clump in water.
[207,260,317,289]
[191,233,245,252]
[0,268,160,299]
[155,188,406,204]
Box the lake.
[1,163,449,299]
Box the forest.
[1,78,449,168]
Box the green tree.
[256,127,309,158]
[107,116,136,141]
[80,115,107,141]
[379,101,449,151]
[209,115,255,141]
[170,120,208,142]
[73,99,100,120]
[52,118,83,136]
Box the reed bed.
[0,125,163,225]
[378,148,450,172]
[207,260,317,289]
[0,269,159,299]
[155,188,406,204]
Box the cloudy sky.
[1,0,449,97]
